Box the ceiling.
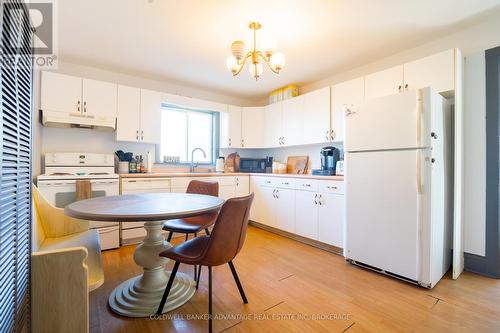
[58,0,500,101]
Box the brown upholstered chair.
[156,193,254,333]
[163,180,219,243]
[163,180,219,282]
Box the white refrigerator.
[344,87,453,288]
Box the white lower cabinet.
[251,176,345,250]
[317,192,345,248]
[295,190,319,239]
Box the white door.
[219,110,230,148]
[331,77,364,142]
[345,90,420,152]
[295,191,319,240]
[282,96,304,146]
[364,65,404,100]
[82,78,117,119]
[303,87,331,144]
[318,193,345,248]
[260,186,277,227]
[275,188,295,233]
[41,71,82,114]
[404,49,455,94]
[241,107,265,148]
[264,102,283,147]
[219,186,235,200]
[235,176,250,197]
[116,85,141,142]
[345,149,420,280]
[228,105,242,148]
[140,89,162,144]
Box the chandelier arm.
[232,52,252,76]
[260,53,280,74]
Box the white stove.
[37,152,120,250]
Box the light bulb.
[226,55,239,74]
[270,52,285,72]
[231,41,246,60]
[249,62,263,80]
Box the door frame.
[482,46,500,278]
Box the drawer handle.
[283,182,289,185]
[327,186,338,189]
[303,184,311,187]
[265,181,271,184]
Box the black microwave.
[239,158,267,173]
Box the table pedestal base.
[108,221,196,317]
[108,270,195,317]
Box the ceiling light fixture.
[226,22,285,81]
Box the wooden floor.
[91,226,500,333]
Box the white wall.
[296,16,500,257]
[33,61,256,175]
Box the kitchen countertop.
[120,172,344,181]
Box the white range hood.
[41,110,116,131]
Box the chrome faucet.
[190,148,207,173]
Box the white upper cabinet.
[82,79,117,119]
[331,77,364,143]
[403,49,455,94]
[41,72,82,114]
[364,65,404,101]
[241,106,265,148]
[139,89,162,144]
[41,72,118,120]
[302,87,331,145]
[228,105,242,148]
[116,85,141,142]
[264,102,283,147]
[282,96,304,146]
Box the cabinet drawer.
[206,176,235,186]
[121,178,171,192]
[319,181,344,194]
[275,178,294,189]
[253,176,276,187]
[294,179,319,192]
[170,177,192,189]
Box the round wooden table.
[65,193,224,317]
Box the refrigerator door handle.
[416,150,422,194]
[416,98,423,146]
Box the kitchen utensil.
[287,156,309,174]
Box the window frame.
[156,104,219,165]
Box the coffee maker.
[312,146,340,176]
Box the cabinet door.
[227,105,242,148]
[82,78,117,118]
[140,89,162,144]
[116,85,140,142]
[331,77,364,142]
[219,110,230,148]
[260,186,277,227]
[295,191,319,240]
[41,71,82,114]
[303,87,331,144]
[282,96,304,146]
[364,65,404,100]
[403,49,455,94]
[241,107,265,148]
[219,186,235,200]
[318,193,345,249]
[235,176,250,197]
[275,188,295,233]
[264,102,283,147]
[249,178,264,221]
